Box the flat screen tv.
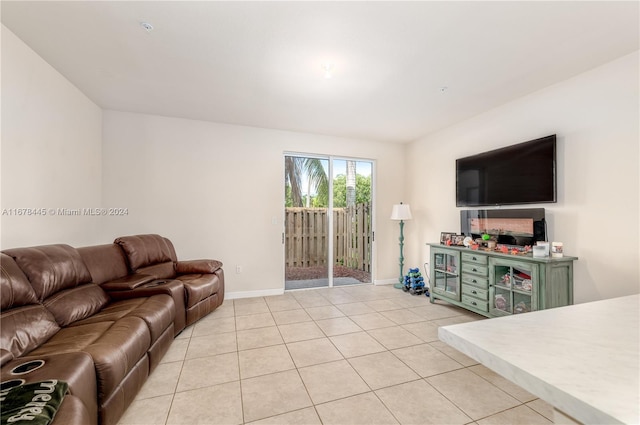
[456,135,557,207]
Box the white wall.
[406,51,640,303]
[101,111,405,297]
[1,25,103,248]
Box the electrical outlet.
[235,265,242,274]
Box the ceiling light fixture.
[140,22,154,32]
[321,63,334,79]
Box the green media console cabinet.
[428,244,577,318]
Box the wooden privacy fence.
[285,203,372,272]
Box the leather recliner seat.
[0,253,97,425]
[114,234,225,327]
[77,243,188,336]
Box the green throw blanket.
[1,380,68,425]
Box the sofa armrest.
[100,274,156,291]
[106,279,183,300]
[176,260,222,274]
[106,279,187,334]
[1,349,14,367]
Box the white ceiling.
[2,1,638,143]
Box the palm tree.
[346,160,356,208]
[306,159,328,206]
[285,156,328,207]
[285,156,304,207]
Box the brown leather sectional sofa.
[0,234,224,425]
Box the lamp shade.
[390,204,412,220]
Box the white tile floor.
[117,285,556,425]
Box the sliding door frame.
[283,152,376,289]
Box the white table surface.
[439,294,640,424]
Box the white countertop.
[439,294,639,424]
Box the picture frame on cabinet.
[451,234,466,246]
[440,232,455,245]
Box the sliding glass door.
[331,159,372,286]
[284,155,330,290]
[284,154,373,290]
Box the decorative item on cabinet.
[440,232,455,245]
[495,294,508,311]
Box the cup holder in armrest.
[11,360,45,375]
[0,379,25,391]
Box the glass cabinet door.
[431,249,461,301]
[489,259,537,316]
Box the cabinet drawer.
[462,285,488,300]
[462,295,489,312]
[461,263,488,276]
[461,274,488,288]
[462,253,488,265]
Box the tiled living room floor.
[117,284,555,425]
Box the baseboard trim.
[226,281,397,298]
[225,288,284,300]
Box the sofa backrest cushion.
[3,244,93,301]
[78,244,129,285]
[1,305,61,358]
[114,234,177,273]
[43,283,110,327]
[3,245,109,327]
[136,262,176,280]
[1,253,38,309]
[0,254,60,358]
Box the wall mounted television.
[456,135,557,207]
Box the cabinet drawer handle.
[472,279,477,283]
[471,290,477,294]
[471,301,477,306]
[472,257,477,260]
[472,268,478,272]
